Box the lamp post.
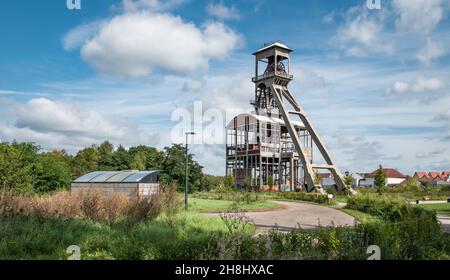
[185,132,195,211]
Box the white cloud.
[393,0,446,34]
[122,0,187,12]
[334,1,449,60]
[191,144,224,175]
[336,6,393,57]
[411,77,447,92]
[391,81,409,93]
[62,21,105,51]
[206,2,240,20]
[13,98,127,139]
[416,38,447,65]
[385,76,446,95]
[0,98,156,153]
[79,12,241,77]
[197,75,253,115]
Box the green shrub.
[125,194,161,225]
[346,195,436,222]
[192,191,267,203]
[205,216,450,260]
[277,192,329,204]
[159,183,182,227]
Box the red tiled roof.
[429,172,441,178]
[434,174,446,181]
[412,171,450,182]
[414,172,427,179]
[367,168,407,178]
[318,173,332,179]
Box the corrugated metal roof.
[226,113,305,129]
[74,170,159,183]
[123,171,156,183]
[73,171,105,183]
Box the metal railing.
[252,71,293,82]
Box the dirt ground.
[206,200,356,233]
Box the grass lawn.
[188,197,278,213]
[341,208,384,224]
[0,212,241,260]
[418,203,450,216]
[334,195,349,204]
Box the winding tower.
[226,42,353,194]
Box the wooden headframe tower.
[250,42,353,194]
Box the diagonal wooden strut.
[271,84,355,194]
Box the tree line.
[0,141,216,195]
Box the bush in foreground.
[0,186,182,225]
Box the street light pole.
[185,132,195,211]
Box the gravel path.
[206,201,356,233]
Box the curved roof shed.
[72,170,160,197]
[74,170,160,184]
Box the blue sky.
[0,0,449,176]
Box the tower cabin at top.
[252,41,293,118]
[252,41,293,85]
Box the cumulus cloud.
[393,0,445,34]
[78,12,241,77]
[336,6,393,57]
[197,75,253,115]
[416,38,447,65]
[334,1,449,61]
[206,2,240,20]
[385,77,446,95]
[0,98,156,152]
[62,21,105,51]
[13,98,127,139]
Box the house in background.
[352,173,365,188]
[318,173,335,189]
[317,169,449,190]
[413,171,450,186]
[359,168,407,188]
[319,172,365,189]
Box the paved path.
[437,215,450,233]
[206,201,356,233]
